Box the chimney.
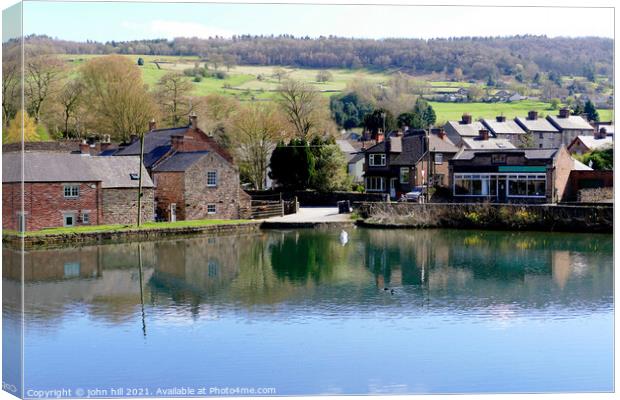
[376,129,385,143]
[79,140,90,154]
[189,112,198,130]
[461,114,472,124]
[478,129,490,141]
[149,118,157,131]
[596,127,607,139]
[559,108,570,118]
[496,115,506,122]
[431,127,446,139]
[100,142,112,152]
[527,110,538,120]
[129,134,139,144]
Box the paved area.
[264,207,352,224]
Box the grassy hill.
[61,54,613,122]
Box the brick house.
[152,151,250,221]
[363,129,459,200]
[448,147,574,203]
[2,152,153,231]
[110,115,250,221]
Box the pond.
[2,228,613,396]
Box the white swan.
[339,230,349,246]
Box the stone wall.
[153,172,185,221]
[246,190,388,206]
[102,187,155,225]
[354,202,612,233]
[577,187,614,203]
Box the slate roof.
[462,137,516,150]
[348,153,365,165]
[453,148,558,161]
[113,126,188,168]
[481,119,526,135]
[445,120,487,137]
[151,151,210,172]
[335,139,358,154]
[514,117,559,133]
[547,115,594,131]
[2,152,153,188]
[428,134,459,153]
[573,135,613,151]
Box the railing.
[248,194,299,219]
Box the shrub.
[193,75,203,82]
[137,57,144,66]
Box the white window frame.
[81,211,90,225]
[207,171,218,187]
[207,204,216,214]
[369,153,386,167]
[399,167,410,184]
[365,176,385,192]
[434,153,443,165]
[453,173,547,199]
[63,212,76,227]
[63,184,80,199]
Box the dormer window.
[369,154,386,167]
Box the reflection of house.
[449,147,574,203]
[567,129,613,155]
[2,152,154,231]
[364,129,459,199]
[111,116,250,221]
[514,111,561,149]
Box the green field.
[61,54,613,122]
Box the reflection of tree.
[269,230,349,283]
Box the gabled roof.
[547,115,594,131]
[335,139,360,154]
[428,134,459,153]
[114,127,188,156]
[2,152,153,188]
[151,151,210,172]
[452,148,558,161]
[462,137,516,150]
[572,158,593,171]
[571,135,613,152]
[348,153,365,164]
[445,120,487,137]
[514,116,559,133]
[481,119,526,135]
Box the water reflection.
[2,228,613,394]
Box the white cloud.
[120,20,235,39]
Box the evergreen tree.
[584,100,600,122]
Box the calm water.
[3,228,614,396]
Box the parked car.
[404,186,426,203]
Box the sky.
[14,1,615,42]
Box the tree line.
[14,34,613,79]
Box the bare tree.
[272,68,288,83]
[155,72,193,127]
[232,103,290,190]
[57,79,84,138]
[277,79,323,140]
[2,47,20,127]
[80,55,156,142]
[24,50,66,124]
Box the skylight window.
[130,173,139,180]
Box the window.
[369,153,386,167]
[507,175,546,198]
[129,173,139,180]
[207,171,217,187]
[491,154,507,164]
[453,174,497,197]
[208,261,219,277]
[399,167,410,184]
[82,211,90,224]
[539,133,544,139]
[63,212,76,227]
[64,262,81,278]
[434,153,443,165]
[539,143,543,148]
[207,204,216,214]
[63,185,80,199]
[365,177,385,192]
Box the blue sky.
[20,1,615,42]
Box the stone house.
[514,111,561,149]
[2,152,153,231]
[444,114,488,146]
[546,108,595,146]
[363,129,459,200]
[152,151,251,221]
[481,116,528,147]
[110,115,250,221]
[448,147,574,204]
[567,128,613,155]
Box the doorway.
[170,203,177,222]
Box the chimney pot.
[79,140,90,154]
[189,112,198,129]
[527,110,538,120]
[596,127,607,139]
[149,119,157,131]
[559,108,570,118]
[461,114,472,124]
[478,129,490,141]
[496,115,506,122]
